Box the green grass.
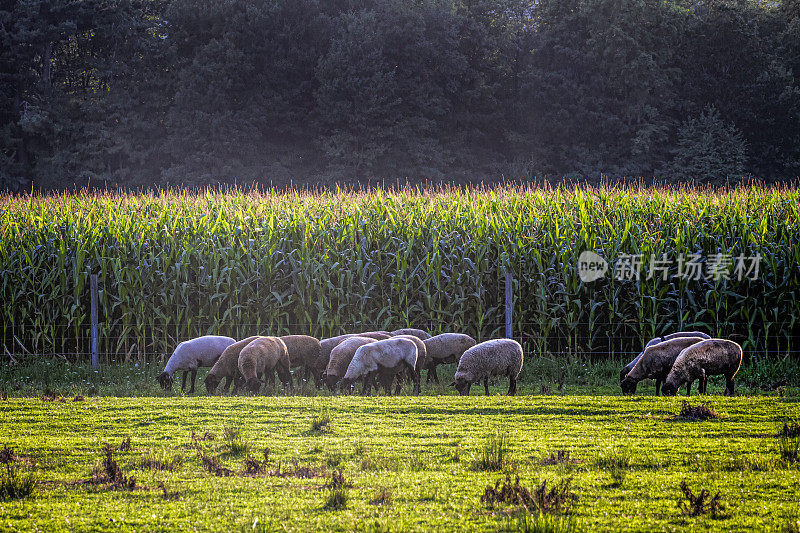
[0,395,797,531]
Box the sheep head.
[204,375,221,395]
[157,372,173,390]
[245,377,262,394]
[453,377,471,396]
[620,377,638,395]
[661,379,679,396]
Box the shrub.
[482,475,578,515]
[513,511,579,533]
[222,426,249,456]
[677,480,724,518]
[139,450,184,472]
[675,402,719,421]
[472,432,512,471]
[311,411,332,433]
[0,446,36,500]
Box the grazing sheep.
[391,328,432,340]
[661,339,743,396]
[157,335,236,393]
[620,336,706,395]
[619,331,711,383]
[237,336,292,394]
[205,336,260,395]
[453,339,523,396]
[340,337,419,395]
[423,333,477,384]
[280,335,323,387]
[383,334,428,395]
[324,336,377,391]
[359,331,392,340]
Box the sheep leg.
[222,376,232,393]
[412,364,421,396]
[701,376,709,394]
[508,376,517,396]
[189,369,197,393]
[428,363,440,384]
[655,379,662,396]
[725,376,735,396]
[181,371,189,392]
[685,381,692,396]
[484,377,490,396]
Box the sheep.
[382,334,427,395]
[422,333,477,384]
[661,339,743,397]
[237,336,292,394]
[391,328,432,340]
[359,331,392,340]
[324,336,377,391]
[340,337,419,395]
[619,331,711,383]
[453,339,523,396]
[620,336,707,395]
[204,336,260,395]
[280,335,323,387]
[157,335,236,393]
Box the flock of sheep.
[155,327,742,396]
[156,329,522,396]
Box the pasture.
[1,393,798,532]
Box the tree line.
[1,0,799,190]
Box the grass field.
[1,393,799,532]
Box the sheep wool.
[453,339,523,396]
[385,334,427,395]
[391,328,432,340]
[342,337,418,395]
[662,339,743,396]
[205,335,260,394]
[238,336,292,394]
[280,335,323,386]
[157,335,236,393]
[324,336,377,390]
[422,333,477,384]
[620,336,706,395]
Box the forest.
[1,0,800,190]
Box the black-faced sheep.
[237,336,292,394]
[280,335,323,387]
[391,328,432,340]
[340,337,419,395]
[204,335,259,395]
[661,339,743,396]
[423,333,477,384]
[619,331,711,384]
[157,335,236,393]
[620,336,706,395]
[453,339,523,396]
[324,336,377,391]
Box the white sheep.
[620,336,706,395]
[157,335,235,393]
[422,333,476,384]
[391,328,432,340]
[619,331,711,384]
[340,337,419,395]
[453,339,523,396]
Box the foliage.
[677,480,724,518]
[2,185,799,365]
[1,0,800,188]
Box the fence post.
[90,273,99,369]
[505,270,513,339]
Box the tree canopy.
[1,0,798,190]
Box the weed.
[596,449,632,470]
[222,426,249,456]
[674,401,719,421]
[322,470,349,510]
[0,391,7,401]
[158,482,181,501]
[117,437,132,451]
[482,475,577,515]
[779,421,800,463]
[92,444,136,489]
[190,431,216,447]
[325,452,344,468]
[197,451,233,477]
[73,395,84,402]
[677,480,724,518]
[473,432,512,471]
[0,446,36,500]
[270,458,326,479]
[539,384,553,396]
[140,450,184,472]
[370,487,392,506]
[540,451,578,466]
[781,508,800,533]
[512,510,578,533]
[311,410,332,433]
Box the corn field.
[1,184,799,365]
